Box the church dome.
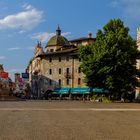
[46,26,70,47]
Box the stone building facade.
[27,27,95,97]
[136,28,140,99]
[40,49,84,89]
[137,28,140,69]
[70,33,95,47]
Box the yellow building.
[70,33,95,47]
[27,27,95,97]
[136,28,140,99]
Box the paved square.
[0,101,140,140]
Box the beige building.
[137,28,140,69]
[27,27,95,97]
[70,33,95,47]
[136,28,140,99]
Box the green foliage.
[80,19,140,97]
[91,94,112,103]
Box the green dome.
[46,26,70,47]
[46,35,70,47]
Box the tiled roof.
[70,37,95,42]
[45,35,70,47]
[38,48,79,56]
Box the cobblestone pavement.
[0,101,140,140]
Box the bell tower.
[137,28,140,49]
[137,28,140,69]
[34,41,43,57]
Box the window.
[78,78,81,85]
[59,57,61,62]
[58,79,61,86]
[59,68,61,74]
[49,58,52,62]
[66,68,69,74]
[50,49,54,52]
[66,57,69,61]
[49,79,52,85]
[49,69,52,75]
[78,67,81,73]
[66,79,70,85]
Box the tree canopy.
[80,19,140,97]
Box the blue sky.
[0,0,140,80]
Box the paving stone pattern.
[0,101,140,140]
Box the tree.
[80,19,140,99]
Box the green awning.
[52,88,70,94]
[92,88,109,93]
[70,88,91,94]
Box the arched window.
[59,68,61,74]
[66,79,70,85]
[58,79,61,86]
[49,69,52,75]
[66,68,69,74]
[78,67,81,73]
[78,78,81,85]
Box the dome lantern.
[56,25,61,36]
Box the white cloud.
[0,56,6,60]
[0,4,43,30]
[62,32,71,36]
[32,32,55,42]
[31,32,71,42]
[18,30,26,34]
[8,47,21,51]
[8,46,35,51]
[22,3,33,10]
